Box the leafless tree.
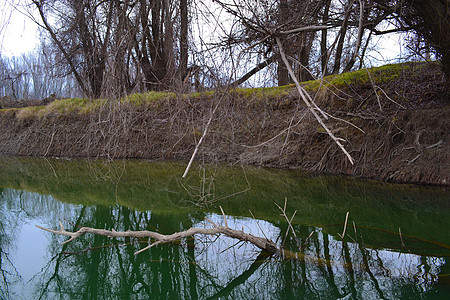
[30,0,192,98]
[373,0,450,80]
[0,48,81,100]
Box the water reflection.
[1,188,449,299]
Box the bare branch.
[230,54,279,87]
[182,96,222,178]
[372,27,415,35]
[338,211,350,240]
[279,25,332,35]
[275,37,354,165]
[36,220,280,255]
[219,205,228,227]
[276,198,299,248]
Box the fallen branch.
[36,219,279,256]
[36,215,388,269]
[182,98,222,178]
[36,219,330,263]
[276,37,354,164]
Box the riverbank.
[0,62,448,185]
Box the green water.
[0,156,449,299]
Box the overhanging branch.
[279,25,332,35]
[372,26,414,35]
[275,37,354,165]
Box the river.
[0,156,449,299]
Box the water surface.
[0,156,449,299]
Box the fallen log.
[36,208,279,255]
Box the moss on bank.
[0,62,428,118]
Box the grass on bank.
[0,62,425,119]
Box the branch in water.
[36,219,279,255]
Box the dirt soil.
[0,62,448,186]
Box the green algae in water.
[0,156,449,299]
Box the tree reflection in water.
[0,188,20,300]
[0,188,449,299]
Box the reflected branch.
[207,251,272,300]
[359,244,388,300]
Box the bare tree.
[0,48,81,100]
[30,0,192,98]
[383,0,450,80]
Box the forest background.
[0,0,448,100]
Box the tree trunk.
[277,0,290,86]
[163,0,175,86]
[72,1,112,98]
[321,0,332,76]
[332,0,353,74]
[408,0,450,81]
[180,0,189,81]
[297,32,315,82]
[343,0,365,73]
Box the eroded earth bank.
[0,62,448,185]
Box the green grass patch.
[226,62,418,99]
[46,98,90,113]
[302,62,416,92]
[185,90,215,99]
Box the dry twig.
[338,211,350,240]
[182,96,222,178]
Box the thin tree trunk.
[163,0,175,84]
[277,0,290,86]
[321,0,332,76]
[32,1,88,96]
[332,0,353,74]
[343,0,365,73]
[180,0,189,80]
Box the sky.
[0,1,407,67]
[0,1,39,57]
